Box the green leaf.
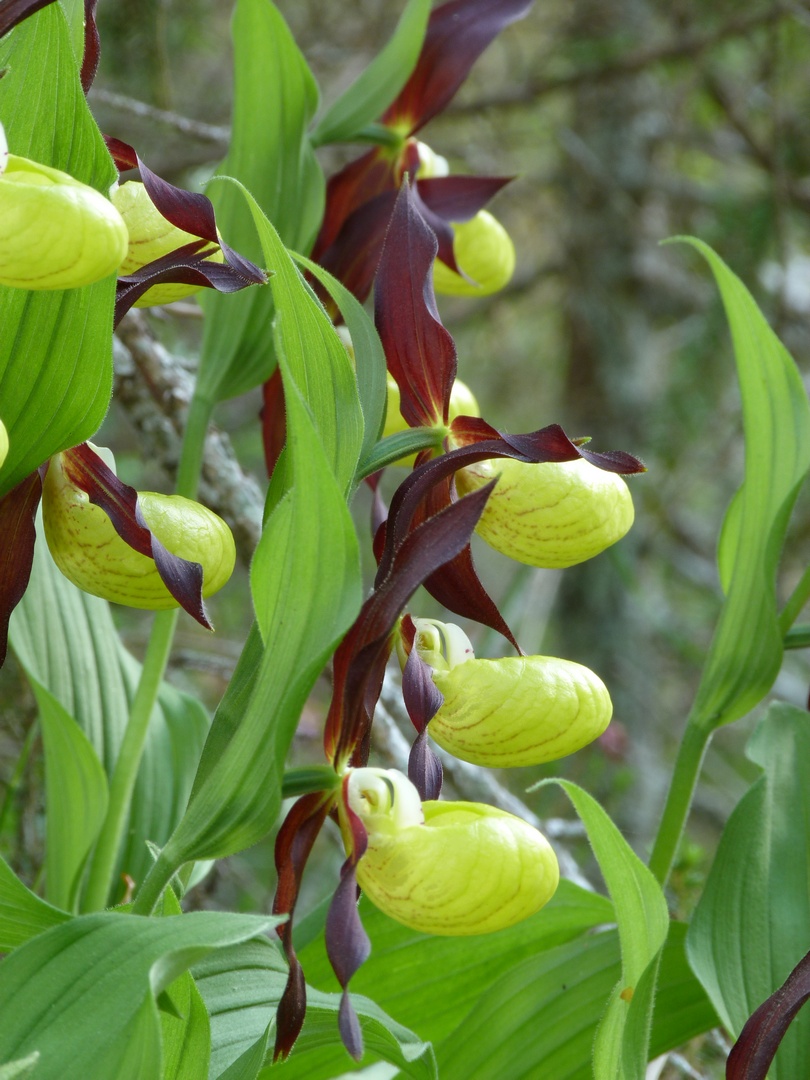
[157,195,362,868]
[0,854,69,952]
[687,702,810,1078]
[0,911,277,1080]
[292,252,388,472]
[192,938,436,1080]
[667,238,810,730]
[296,882,712,1079]
[33,680,108,911]
[197,0,324,404]
[10,528,210,902]
[0,3,117,497]
[0,1054,41,1080]
[532,780,669,1080]
[296,881,614,1062]
[310,0,431,147]
[161,966,212,1080]
[244,191,364,494]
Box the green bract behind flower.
[112,180,225,307]
[383,375,480,465]
[344,768,559,935]
[432,210,515,298]
[455,456,634,568]
[42,452,235,609]
[0,154,128,291]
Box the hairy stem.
[648,720,712,886]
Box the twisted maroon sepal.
[325,778,372,1060]
[59,444,212,629]
[727,947,810,1080]
[400,616,444,800]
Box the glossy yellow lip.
[0,155,128,291]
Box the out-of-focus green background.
[3,2,810,1073]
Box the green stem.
[0,720,38,840]
[778,563,810,637]
[82,390,214,912]
[648,720,712,886]
[130,849,179,916]
[82,609,179,912]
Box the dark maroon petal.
[338,991,365,1062]
[273,954,307,1062]
[383,0,535,134]
[415,175,513,272]
[271,791,335,1061]
[80,0,100,93]
[316,189,398,305]
[327,784,371,1060]
[312,148,396,263]
[105,137,266,288]
[425,538,520,651]
[0,0,56,37]
[325,483,494,767]
[409,729,443,801]
[402,630,444,734]
[727,948,810,1080]
[0,472,42,669]
[375,182,457,427]
[60,444,213,629]
[417,175,513,224]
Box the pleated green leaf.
[294,887,713,1079]
[531,781,669,1079]
[668,239,810,730]
[0,854,69,952]
[32,679,108,911]
[10,530,210,903]
[0,911,276,1080]
[687,702,810,1078]
[310,0,432,147]
[161,965,212,1080]
[0,3,117,497]
[0,1054,41,1080]
[292,253,388,476]
[198,0,323,404]
[192,938,436,1080]
[157,192,361,868]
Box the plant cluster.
[1,1,810,1078]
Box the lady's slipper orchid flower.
[432,209,516,297]
[454,454,635,568]
[311,0,533,301]
[403,617,613,767]
[112,181,225,307]
[340,768,559,935]
[41,444,234,622]
[0,123,128,291]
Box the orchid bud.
[455,456,634,568]
[111,181,225,307]
[342,768,558,935]
[432,211,515,298]
[0,418,8,471]
[383,375,480,465]
[0,125,128,291]
[409,618,612,767]
[42,450,235,609]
